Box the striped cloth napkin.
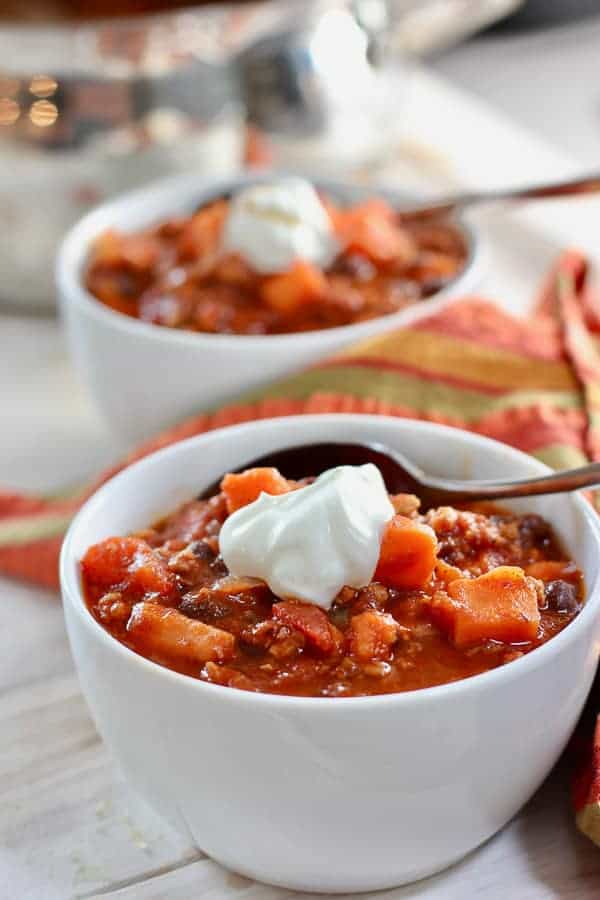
[1,248,599,843]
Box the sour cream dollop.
[221,177,339,274]
[219,464,394,610]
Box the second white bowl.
[57,173,483,445]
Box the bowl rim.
[61,413,600,713]
[55,169,482,349]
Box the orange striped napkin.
[1,248,599,843]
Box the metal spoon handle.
[421,462,600,506]
[401,172,600,221]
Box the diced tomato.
[273,599,335,654]
[433,566,541,648]
[260,260,328,314]
[81,536,175,598]
[375,516,438,590]
[525,560,579,583]
[221,467,291,514]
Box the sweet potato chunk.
[221,467,291,514]
[177,200,227,261]
[435,566,541,648]
[91,229,160,272]
[127,602,235,663]
[334,199,417,265]
[435,559,463,586]
[348,609,399,662]
[81,537,175,598]
[375,516,438,589]
[272,599,335,654]
[260,260,327,313]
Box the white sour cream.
[221,177,339,273]
[219,464,394,610]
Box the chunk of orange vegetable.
[334,199,417,264]
[221,467,291,514]
[272,599,336,654]
[127,602,235,663]
[177,200,227,261]
[81,537,175,597]
[375,516,438,589]
[91,230,160,272]
[434,566,541,648]
[435,559,463,586]
[260,260,327,313]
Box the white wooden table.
[3,68,600,899]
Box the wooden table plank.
[0,669,203,899]
[85,860,286,899]
[0,580,72,696]
[80,766,600,900]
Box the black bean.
[190,540,216,562]
[544,580,579,615]
[210,556,228,578]
[518,514,553,550]
[355,583,389,611]
[329,605,350,630]
[179,590,232,622]
[330,253,376,281]
[190,540,227,577]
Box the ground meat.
[424,506,565,573]
[348,610,400,662]
[424,507,505,566]
[239,607,315,661]
[353,582,389,613]
[167,539,219,585]
[96,591,131,624]
[268,626,306,660]
[200,662,255,691]
[390,493,420,516]
[240,618,278,651]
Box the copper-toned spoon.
[199,441,600,510]
[397,171,600,221]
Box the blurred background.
[0,0,598,312]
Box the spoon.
[197,171,600,225]
[397,171,600,221]
[199,441,600,510]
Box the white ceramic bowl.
[56,173,483,446]
[61,414,600,893]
